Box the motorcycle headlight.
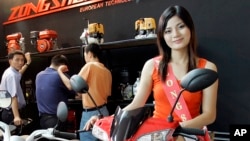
[136,130,173,141]
[92,124,109,141]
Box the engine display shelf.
[0,37,157,61]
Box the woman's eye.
[164,30,171,34]
[179,24,185,29]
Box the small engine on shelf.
[6,32,25,54]
[30,29,58,53]
[80,23,104,45]
[135,17,157,39]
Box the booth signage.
[3,0,132,25]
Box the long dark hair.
[157,5,198,81]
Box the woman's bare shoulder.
[141,58,155,75]
[204,59,217,72]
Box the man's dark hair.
[84,43,102,61]
[8,50,25,60]
[51,54,69,66]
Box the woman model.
[85,5,218,141]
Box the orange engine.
[135,18,156,39]
[32,29,58,53]
[6,32,22,53]
[88,23,104,38]
[39,30,57,39]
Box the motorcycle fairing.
[129,117,179,141]
[110,106,152,141]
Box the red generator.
[6,32,22,54]
[30,29,58,53]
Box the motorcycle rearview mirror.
[54,101,68,130]
[70,75,103,118]
[180,68,218,92]
[168,68,218,122]
[57,101,68,123]
[70,74,89,93]
[0,90,12,108]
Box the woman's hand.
[83,115,100,131]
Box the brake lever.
[174,133,199,141]
[22,118,33,126]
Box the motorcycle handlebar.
[174,126,205,136]
[53,129,77,140]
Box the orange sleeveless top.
[152,58,207,122]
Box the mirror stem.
[167,88,185,122]
[54,120,59,129]
[85,91,103,117]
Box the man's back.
[35,54,73,129]
[35,67,73,115]
[79,62,112,107]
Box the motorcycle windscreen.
[110,106,152,141]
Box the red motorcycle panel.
[129,117,179,141]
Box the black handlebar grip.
[53,129,77,139]
[174,126,206,136]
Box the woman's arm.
[180,61,219,129]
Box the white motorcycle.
[0,91,78,141]
[0,90,19,141]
